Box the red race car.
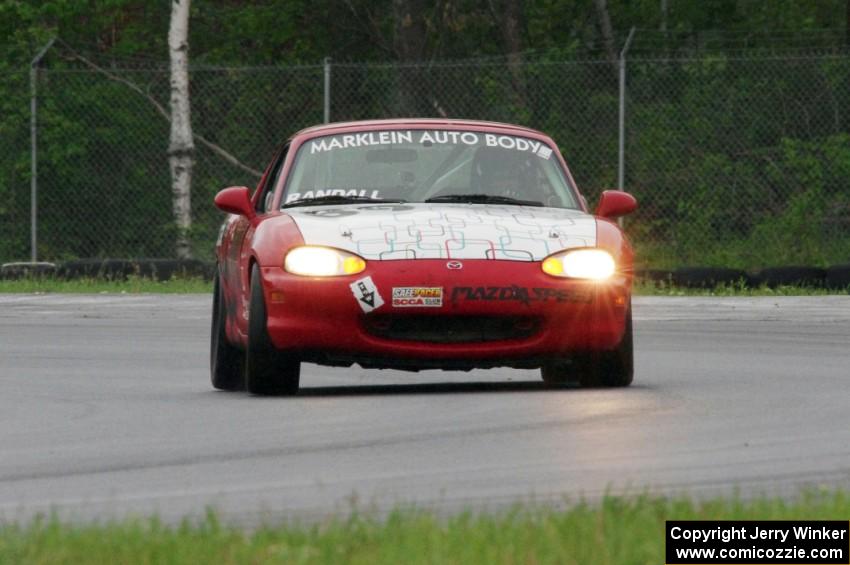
[211,119,637,395]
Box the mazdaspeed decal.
[451,286,592,305]
[392,287,443,308]
[350,276,384,313]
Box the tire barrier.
[671,267,750,288]
[633,269,673,286]
[54,259,215,281]
[0,262,57,280]
[631,265,847,290]
[825,264,850,290]
[753,266,827,288]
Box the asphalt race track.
[1,294,849,526]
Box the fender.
[226,213,305,345]
[249,212,305,268]
[595,218,635,282]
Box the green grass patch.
[0,276,212,294]
[1,491,847,564]
[0,276,846,296]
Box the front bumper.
[259,260,630,370]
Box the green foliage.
[1,2,848,265]
[631,132,850,269]
[625,52,850,268]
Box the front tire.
[245,264,300,395]
[541,308,634,388]
[210,273,244,391]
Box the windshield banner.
[308,130,552,160]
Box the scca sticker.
[451,286,592,305]
[392,287,443,308]
[350,276,384,313]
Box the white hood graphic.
[286,203,596,261]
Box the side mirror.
[214,186,255,219]
[595,190,637,219]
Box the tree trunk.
[499,0,528,115]
[169,0,194,259]
[846,0,850,48]
[593,0,618,66]
[393,0,428,116]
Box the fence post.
[29,37,56,263]
[617,27,636,192]
[323,57,332,124]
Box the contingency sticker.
[536,145,553,160]
[392,287,443,308]
[350,276,384,313]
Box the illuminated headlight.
[541,249,616,280]
[284,246,366,277]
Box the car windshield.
[281,129,580,209]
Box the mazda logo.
[446,261,463,270]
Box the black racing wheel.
[541,307,634,388]
[244,264,300,395]
[210,273,244,391]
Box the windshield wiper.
[424,194,543,207]
[282,195,407,209]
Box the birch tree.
[169,0,194,259]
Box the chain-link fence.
[2,46,849,268]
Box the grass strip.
[0,276,846,296]
[0,276,212,294]
[1,491,848,564]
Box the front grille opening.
[364,315,541,343]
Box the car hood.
[284,202,596,261]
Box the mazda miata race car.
[211,119,637,395]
